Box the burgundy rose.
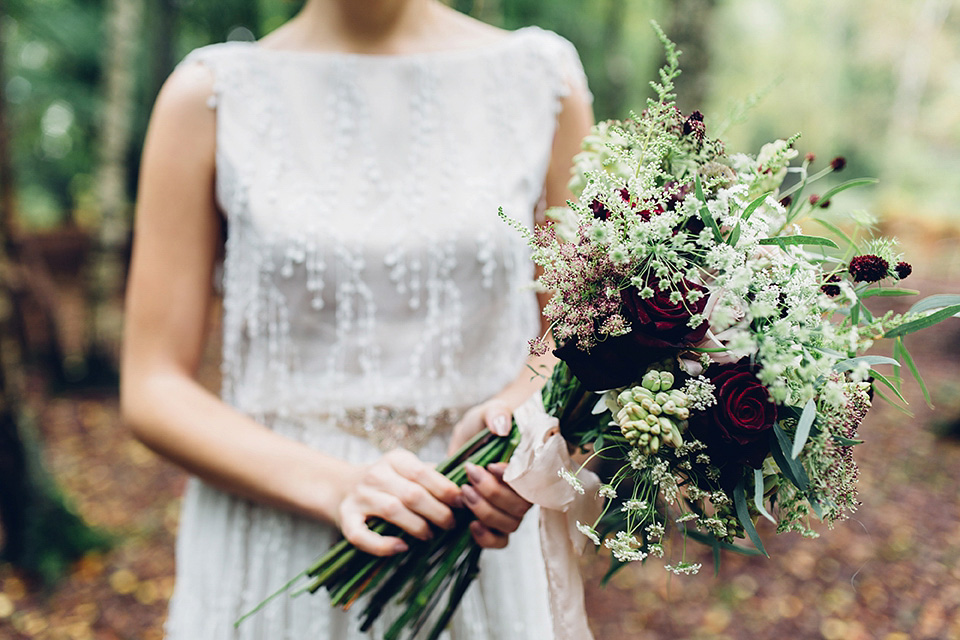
[689,362,777,468]
[621,278,709,345]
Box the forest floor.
[1,219,960,640]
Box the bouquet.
[240,24,960,640]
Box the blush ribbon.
[503,393,602,640]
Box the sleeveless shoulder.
[512,27,593,108]
[177,42,259,109]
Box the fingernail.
[393,541,409,553]
[465,462,482,484]
[461,484,479,505]
[486,462,507,477]
[492,414,510,436]
[452,493,465,509]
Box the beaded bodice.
[185,28,587,450]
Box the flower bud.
[642,371,661,392]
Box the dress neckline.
[244,25,540,63]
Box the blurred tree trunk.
[83,0,144,382]
[668,0,717,115]
[594,0,628,121]
[148,0,178,102]
[0,11,109,583]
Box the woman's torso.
[187,27,587,450]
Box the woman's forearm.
[120,370,363,526]
[491,348,558,411]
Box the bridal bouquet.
[241,24,959,640]
[510,24,960,577]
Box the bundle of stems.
[237,362,599,640]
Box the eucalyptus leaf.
[734,476,768,557]
[869,370,909,406]
[833,355,900,371]
[753,468,776,524]
[907,294,960,315]
[884,304,960,338]
[816,177,879,204]
[896,337,933,407]
[771,424,809,492]
[811,218,857,251]
[791,399,817,459]
[858,288,919,299]
[758,235,840,249]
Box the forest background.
[0,0,958,639]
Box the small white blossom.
[664,562,702,576]
[682,376,716,411]
[576,521,601,546]
[598,484,617,500]
[604,532,648,562]
[558,468,585,494]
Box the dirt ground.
[1,221,959,640]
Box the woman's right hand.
[337,449,462,557]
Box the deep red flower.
[590,198,611,220]
[894,261,913,279]
[620,278,709,345]
[821,274,842,297]
[682,110,706,144]
[848,254,889,283]
[830,156,847,171]
[689,362,777,468]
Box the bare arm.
[120,63,461,556]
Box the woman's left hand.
[447,399,533,548]
[461,461,532,548]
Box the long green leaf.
[791,399,817,459]
[896,336,933,407]
[771,424,809,491]
[859,288,919,299]
[816,177,879,204]
[869,369,909,406]
[742,191,772,220]
[694,174,723,243]
[833,355,900,371]
[907,294,960,315]
[811,217,857,251]
[753,468,776,524]
[870,383,915,417]
[758,235,839,249]
[884,304,960,338]
[734,476,768,557]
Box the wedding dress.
[164,26,590,639]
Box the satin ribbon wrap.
[503,393,602,640]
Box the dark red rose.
[621,279,709,345]
[689,362,777,468]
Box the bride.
[120,0,593,637]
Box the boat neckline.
[242,25,540,61]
